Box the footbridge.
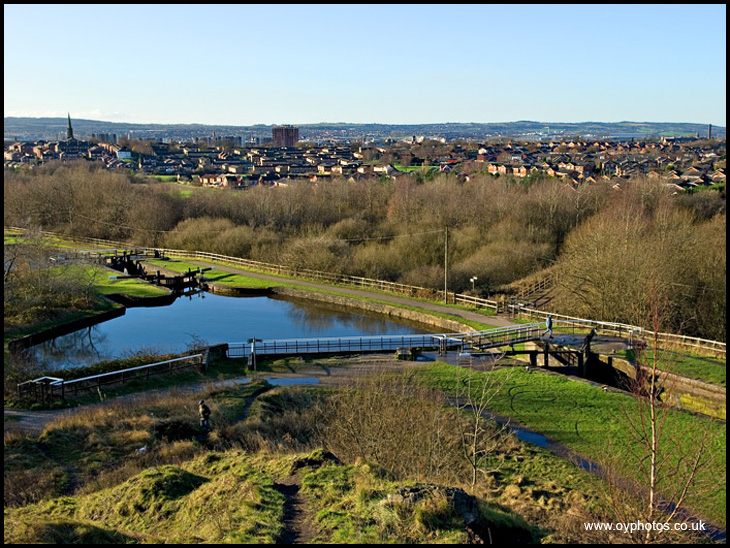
[226,323,544,360]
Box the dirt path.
[4,408,65,436]
[274,474,317,544]
[2,356,422,436]
[5,356,724,541]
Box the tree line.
[4,161,725,341]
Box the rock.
[385,483,480,526]
[289,450,341,473]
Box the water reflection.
[32,327,108,367]
[277,296,423,336]
[28,292,430,371]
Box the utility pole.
[444,226,449,304]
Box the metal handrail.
[48,354,203,386]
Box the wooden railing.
[518,274,554,301]
[8,227,725,358]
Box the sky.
[4,4,727,127]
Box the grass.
[4,451,286,544]
[302,461,469,543]
[6,378,547,545]
[616,348,726,387]
[144,257,500,331]
[414,362,726,527]
[64,264,171,298]
[300,444,585,544]
[4,446,541,545]
[4,380,271,507]
[144,259,276,290]
[5,366,717,543]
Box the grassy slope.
[4,449,542,545]
[5,376,544,544]
[66,264,171,298]
[6,370,720,543]
[4,452,285,544]
[415,363,726,526]
[617,349,726,387]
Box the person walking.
[198,399,211,431]
[545,315,553,339]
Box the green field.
[617,349,726,387]
[415,363,726,526]
[67,265,170,298]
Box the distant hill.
[4,117,725,142]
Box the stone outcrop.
[385,484,481,539]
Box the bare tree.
[318,369,463,485]
[599,281,725,543]
[453,351,514,487]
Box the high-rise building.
[272,125,299,148]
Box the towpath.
[177,258,519,329]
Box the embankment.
[271,286,475,334]
[7,305,125,353]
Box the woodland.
[4,162,726,341]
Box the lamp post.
[470,276,478,293]
[444,226,449,304]
[247,338,262,377]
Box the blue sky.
[4,4,726,126]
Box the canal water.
[29,291,431,371]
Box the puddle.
[512,428,551,448]
[267,377,320,386]
[571,455,600,473]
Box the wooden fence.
[8,227,725,358]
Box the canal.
[28,291,432,370]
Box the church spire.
[66,113,74,140]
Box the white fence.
[8,227,725,358]
[17,354,204,402]
[510,305,726,357]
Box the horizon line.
[4,116,726,129]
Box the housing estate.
[4,117,725,193]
